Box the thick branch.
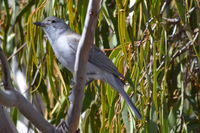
[0,105,18,133]
[66,0,102,132]
[0,48,12,90]
[0,47,59,133]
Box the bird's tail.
[103,74,142,119]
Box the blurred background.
[0,0,200,132]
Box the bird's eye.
[51,20,56,23]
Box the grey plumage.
[34,16,142,119]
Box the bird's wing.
[88,45,123,78]
[64,31,123,78]
[64,30,80,52]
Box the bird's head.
[34,16,69,43]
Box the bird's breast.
[51,36,76,72]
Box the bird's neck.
[45,28,67,45]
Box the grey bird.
[34,16,142,119]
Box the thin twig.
[171,32,199,61]
[7,43,27,61]
[157,31,199,71]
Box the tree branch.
[65,0,102,132]
[0,48,12,90]
[0,105,18,133]
[0,47,60,133]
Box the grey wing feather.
[65,31,123,78]
[65,30,80,52]
[88,46,123,78]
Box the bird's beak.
[33,21,46,27]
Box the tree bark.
[65,0,102,132]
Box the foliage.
[0,0,200,132]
